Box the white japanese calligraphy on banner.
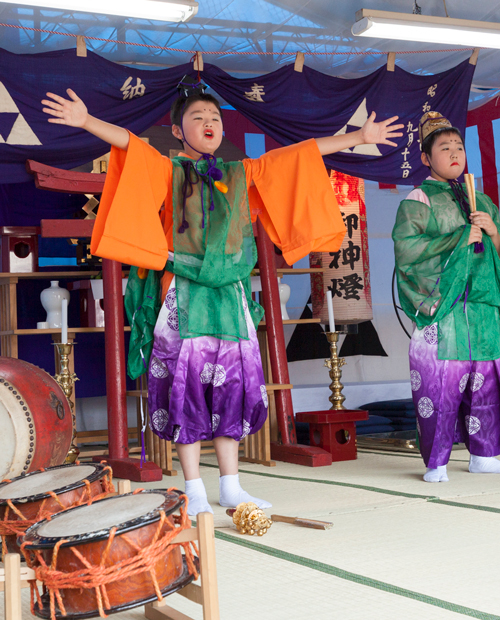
[400,82,438,179]
[120,77,146,100]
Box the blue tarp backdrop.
[0,46,475,189]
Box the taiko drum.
[0,463,113,554]
[0,357,73,480]
[22,489,197,619]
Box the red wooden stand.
[255,220,333,467]
[296,410,369,462]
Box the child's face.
[421,132,466,182]
[172,101,223,158]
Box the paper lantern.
[310,170,373,325]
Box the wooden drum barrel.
[0,357,73,480]
[22,489,197,619]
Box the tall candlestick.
[326,289,336,332]
[61,298,68,344]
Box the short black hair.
[170,93,223,128]
[422,127,463,158]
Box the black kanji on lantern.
[328,250,340,269]
[339,273,364,300]
[328,278,343,298]
[342,240,361,270]
[344,213,359,239]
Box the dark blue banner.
[0,47,192,183]
[0,46,474,187]
[202,60,475,186]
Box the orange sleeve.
[91,132,173,270]
[244,140,346,265]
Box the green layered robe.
[392,179,500,361]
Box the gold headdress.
[418,111,453,149]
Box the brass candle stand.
[324,332,346,410]
[54,342,80,463]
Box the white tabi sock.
[219,474,272,509]
[469,455,500,473]
[184,478,213,516]
[423,465,449,482]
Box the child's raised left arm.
[315,111,403,156]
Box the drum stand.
[145,512,220,620]
[1,513,220,620]
[1,553,36,620]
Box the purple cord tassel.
[474,241,484,254]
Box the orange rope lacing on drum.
[21,489,197,620]
[0,464,115,556]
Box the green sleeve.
[392,198,468,323]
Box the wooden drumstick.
[464,173,476,212]
[270,514,333,530]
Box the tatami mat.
[5,447,500,619]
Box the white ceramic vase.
[40,280,70,328]
[278,277,290,321]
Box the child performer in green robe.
[393,111,500,482]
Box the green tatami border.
[213,530,500,620]
[195,460,500,515]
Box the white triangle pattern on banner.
[333,97,382,156]
[7,114,42,145]
[0,82,19,113]
[0,81,42,145]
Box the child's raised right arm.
[42,89,130,151]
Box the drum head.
[23,490,185,549]
[0,381,31,480]
[0,463,106,504]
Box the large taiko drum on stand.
[0,463,114,554]
[0,357,73,479]
[21,489,198,619]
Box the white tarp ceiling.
[1,0,500,107]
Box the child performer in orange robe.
[43,82,402,515]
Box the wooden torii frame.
[27,160,332,480]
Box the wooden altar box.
[296,409,369,462]
[0,227,39,273]
[67,280,105,327]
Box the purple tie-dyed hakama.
[147,277,268,444]
[409,324,500,468]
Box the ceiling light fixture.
[352,8,500,49]
[2,0,198,23]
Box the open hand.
[470,211,498,237]
[360,111,404,147]
[468,224,483,245]
[42,89,88,128]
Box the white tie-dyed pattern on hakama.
[147,277,268,444]
[409,324,500,468]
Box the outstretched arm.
[315,111,403,155]
[42,89,130,151]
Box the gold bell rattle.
[226,502,273,536]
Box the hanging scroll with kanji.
[310,170,372,325]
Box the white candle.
[61,298,68,344]
[326,289,335,332]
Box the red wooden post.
[96,259,162,480]
[255,220,332,467]
[38,215,162,481]
[255,219,296,445]
[102,258,128,459]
